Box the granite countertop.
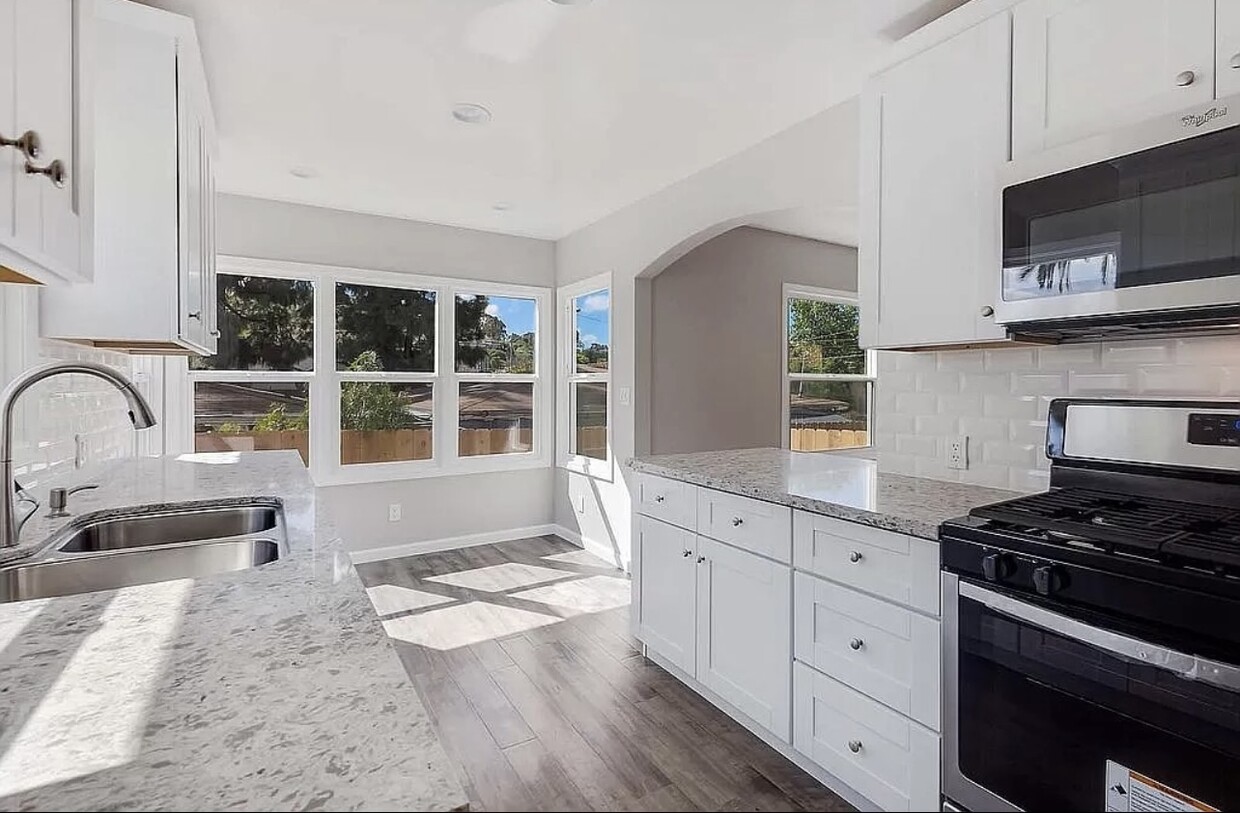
[629,447,1022,540]
[0,451,467,812]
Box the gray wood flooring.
[355,535,854,813]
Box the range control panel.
[1188,413,1240,447]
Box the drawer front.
[794,572,940,730]
[697,489,791,563]
[793,662,939,812]
[633,472,697,530]
[793,511,938,615]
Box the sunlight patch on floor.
[366,583,455,617]
[382,599,560,650]
[425,561,575,593]
[0,579,191,797]
[541,549,615,568]
[509,574,631,617]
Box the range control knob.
[1032,565,1065,597]
[981,552,1016,583]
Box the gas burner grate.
[971,488,1240,568]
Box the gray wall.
[216,195,558,552]
[649,226,858,454]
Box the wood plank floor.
[355,536,855,813]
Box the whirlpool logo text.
[1182,106,1229,128]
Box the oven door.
[996,95,1240,326]
[942,573,1240,813]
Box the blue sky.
[480,295,536,336]
[575,290,610,346]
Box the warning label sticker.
[1105,761,1218,812]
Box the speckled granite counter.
[629,447,1022,540]
[0,451,467,812]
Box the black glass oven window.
[956,591,1240,811]
[1003,125,1240,301]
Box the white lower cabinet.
[633,515,697,676]
[696,536,791,741]
[794,571,940,731]
[794,662,939,813]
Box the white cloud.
[484,303,500,317]
[580,333,599,345]
[579,293,609,313]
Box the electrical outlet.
[946,435,970,470]
[388,503,402,523]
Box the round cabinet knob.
[0,129,40,159]
[1176,70,1196,86]
[1231,53,1240,70]
[848,550,863,564]
[682,549,692,558]
[731,517,744,527]
[980,305,995,317]
[696,555,706,564]
[24,158,66,188]
[848,740,863,753]
[849,638,864,651]
[654,495,665,503]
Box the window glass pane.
[787,298,865,375]
[192,275,314,371]
[193,381,309,465]
[573,289,609,373]
[455,294,536,374]
[789,380,870,451]
[573,381,608,461]
[458,382,534,457]
[340,382,433,464]
[336,282,436,373]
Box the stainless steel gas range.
[939,398,1240,813]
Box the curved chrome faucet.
[0,361,158,548]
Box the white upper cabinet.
[40,0,217,354]
[859,12,1012,350]
[1217,1,1240,99]
[0,0,84,285]
[1012,0,1216,158]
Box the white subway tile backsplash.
[875,335,1237,494]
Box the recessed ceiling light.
[492,202,512,211]
[289,166,317,179]
[452,103,492,125]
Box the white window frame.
[184,256,552,486]
[557,273,612,479]
[781,283,876,451]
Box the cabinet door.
[859,13,1011,349]
[1013,0,1215,157]
[0,0,15,249]
[633,515,697,676]
[696,536,792,741]
[11,0,80,280]
[202,142,218,353]
[1218,2,1240,99]
[177,53,207,351]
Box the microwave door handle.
[959,581,1240,693]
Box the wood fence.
[790,428,869,452]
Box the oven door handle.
[960,581,1240,693]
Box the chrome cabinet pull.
[682,549,692,558]
[696,555,706,564]
[849,638,864,651]
[980,305,995,317]
[187,311,202,320]
[1231,53,1240,69]
[848,550,863,563]
[848,739,863,753]
[1176,70,1196,86]
[24,158,66,188]
[731,517,744,527]
[654,495,665,503]
[0,130,40,159]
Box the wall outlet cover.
[388,503,402,522]
[946,435,969,470]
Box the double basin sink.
[0,499,287,603]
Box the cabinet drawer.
[633,472,697,530]
[793,511,938,615]
[793,662,939,812]
[697,489,791,563]
[794,572,940,730]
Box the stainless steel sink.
[0,499,286,603]
[57,504,280,553]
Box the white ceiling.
[141,0,894,240]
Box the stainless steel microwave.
[996,95,1240,340]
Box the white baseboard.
[349,523,564,564]
[552,523,624,569]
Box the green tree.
[340,350,416,431]
[787,300,864,375]
[336,283,440,372]
[193,276,315,371]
